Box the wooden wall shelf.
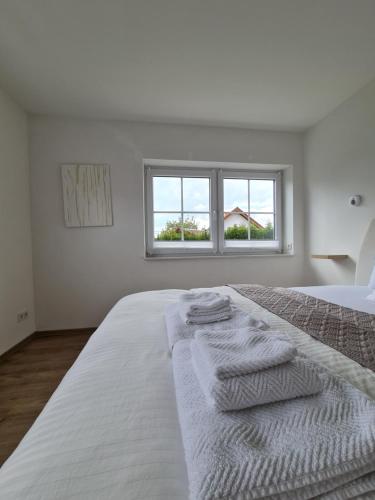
[311,254,348,260]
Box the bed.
[1,221,375,500]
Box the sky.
[153,176,274,235]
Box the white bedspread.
[1,286,375,500]
[0,289,190,500]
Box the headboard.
[355,219,375,285]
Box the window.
[145,164,282,257]
[220,171,281,253]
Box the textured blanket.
[173,339,375,499]
[229,284,375,372]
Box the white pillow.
[369,263,375,290]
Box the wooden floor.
[0,330,94,466]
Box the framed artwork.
[61,163,113,227]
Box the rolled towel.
[164,303,269,352]
[191,340,323,411]
[179,291,232,315]
[195,327,297,379]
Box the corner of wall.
[0,87,35,354]
[302,78,375,286]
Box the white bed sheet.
[292,285,375,314]
[1,285,375,500]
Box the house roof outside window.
[223,207,264,229]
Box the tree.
[224,223,274,240]
[156,219,273,242]
[224,224,248,239]
[156,217,210,241]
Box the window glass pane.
[154,213,182,241]
[148,167,280,255]
[250,180,274,212]
[153,177,181,211]
[223,178,248,213]
[250,213,274,240]
[183,213,210,241]
[183,178,210,211]
[224,214,249,240]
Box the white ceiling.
[1,0,375,131]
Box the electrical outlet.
[17,310,29,323]
[287,243,293,252]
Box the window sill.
[144,252,294,261]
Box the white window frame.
[218,169,282,255]
[145,166,218,256]
[144,163,283,257]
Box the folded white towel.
[180,307,233,325]
[179,291,233,324]
[183,304,232,317]
[164,303,269,352]
[173,340,375,499]
[191,340,323,411]
[194,327,297,379]
[179,291,232,315]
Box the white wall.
[29,116,304,331]
[0,88,35,354]
[304,79,375,285]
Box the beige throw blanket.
[229,284,375,371]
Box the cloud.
[224,178,274,213]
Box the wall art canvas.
[61,164,113,227]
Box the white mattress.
[1,285,375,500]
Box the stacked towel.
[173,340,375,500]
[164,303,269,351]
[194,327,297,379]
[179,291,232,314]
[178,291,233,324]
[191,328,323,411]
